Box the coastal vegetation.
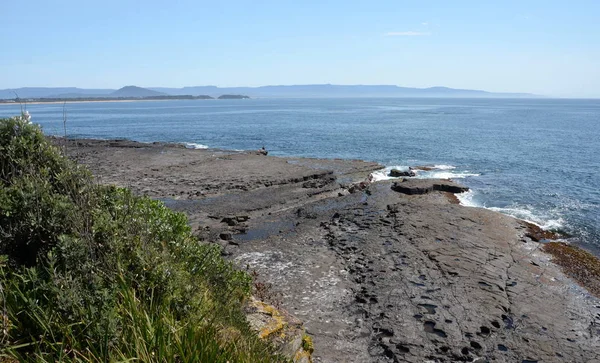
[0,115,285,362]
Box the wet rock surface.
[62,138,600,363]
[389,169,416,178]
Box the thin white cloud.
[421,22,429,26]
[384,31,430,36]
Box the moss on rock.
[246,297,313,362]
[542,242,600,297]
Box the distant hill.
[0,84,541,100]
[153,85,539,98]
[110,86,165,98]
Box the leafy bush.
[0,116,286,362]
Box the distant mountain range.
[0,84,541,99]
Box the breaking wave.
[370,164,479,182]
[457,190,565,231]
[183,142,210,149]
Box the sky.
[1,1,599,97]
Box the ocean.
[1,98,598,252]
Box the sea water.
[1,98,598,252]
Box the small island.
[217,94,250,99]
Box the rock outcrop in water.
[60,138,600,363]
[391,179,470,195]
[389,169,415,177]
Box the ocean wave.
[370,164,478,182]
[183,142,209,149]
[370,166,409,181]
[414,171,480,179]
[432,164,456,170]
[456,190,478,207]
[457,191,565,231]
[487,206,565,231]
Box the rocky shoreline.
[58,138,600,362]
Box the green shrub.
[0,116,286,362]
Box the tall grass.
[0,116,287,362]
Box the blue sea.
[1,98,599,252]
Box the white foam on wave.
[415,171,480,179]
[456,190,565,231]
[183,142,209,149]
[432,164,456,170]
[370,164,478,182]
[370,165,410,182]
[487,206,565,231]
[456,190,478,207]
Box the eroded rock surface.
[63,138,600,363]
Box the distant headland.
[0,86,251,104]
[0,84,542,101]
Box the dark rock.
[389,168,416,177]
[523,221,560,241]
[391,179,469,195]
[221,216,238,226]
[470,341,482,350]
[219,232,232,240]
[348,181,369,194]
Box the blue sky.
[1,1,599,97]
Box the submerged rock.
[409,165,436,171]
